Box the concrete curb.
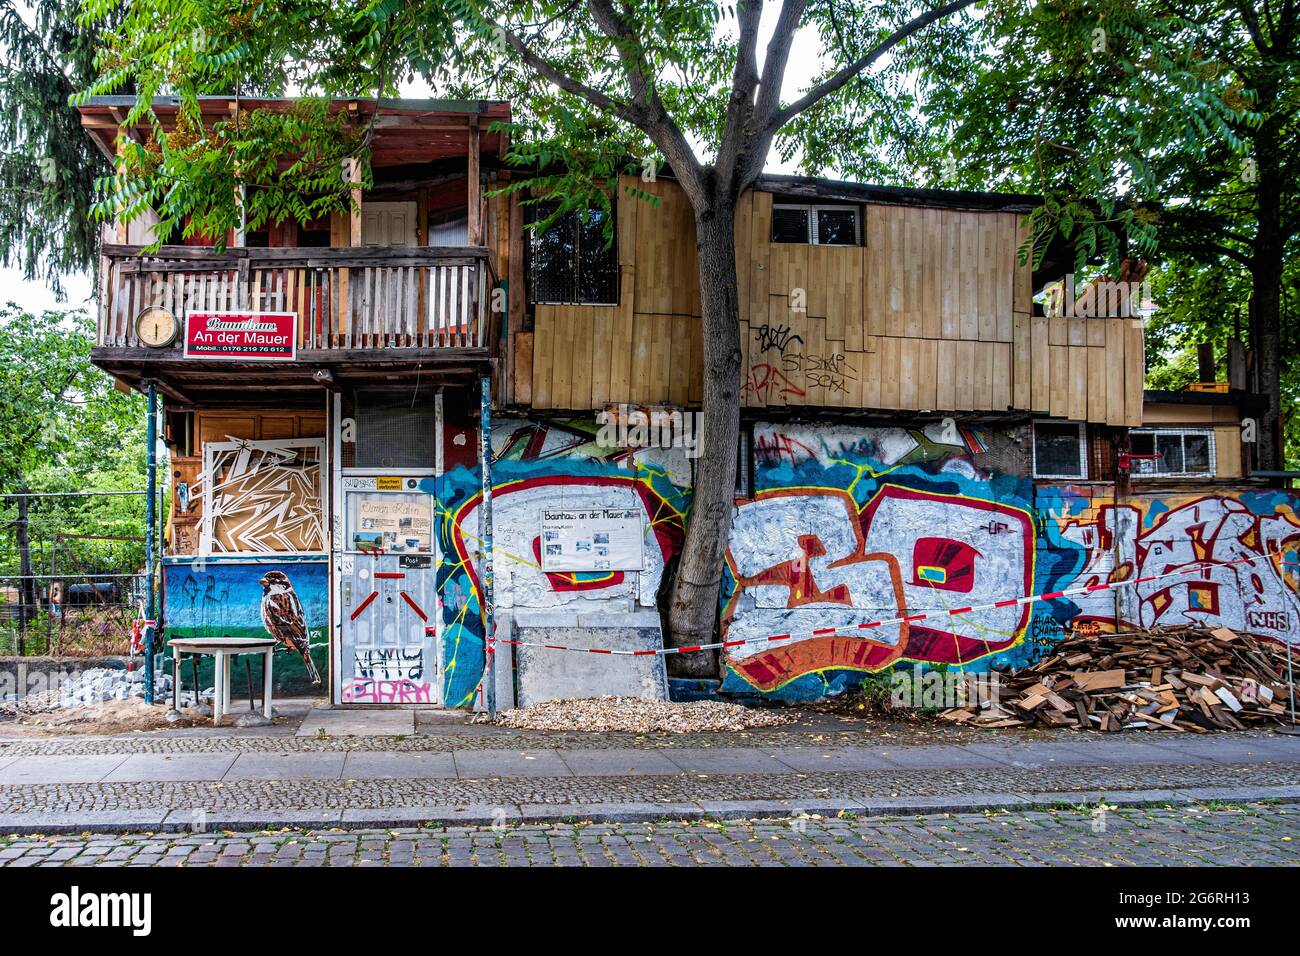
[2,785,1299,834]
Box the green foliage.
[75,0,409,246]
[799,0,1257,271]
[0,304,148,575]
[105,99,371,248]
[1145,253,1300,466]
[79,0,1261,271]
[0,0,113,294]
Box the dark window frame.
[771,202,862,246]
[528,202,620,306]
[1032,422,1088,479]
[1129,428,1216,478]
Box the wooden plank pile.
[941,626,1297,732]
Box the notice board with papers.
[539,508,644,572]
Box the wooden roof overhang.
[77,95,511,169]
[91,346,494,410]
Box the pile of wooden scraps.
[941,626,1297,732]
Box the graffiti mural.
[423,418,688,707]
[317,411,1300,708]
[725,424,1300,701]
[722,423,1043,699]
[1047,491,1300,644]
[162,558,329,693]
[199,437,325,553]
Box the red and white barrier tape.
[486,550,1298,657]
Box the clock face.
[135,307,178,348]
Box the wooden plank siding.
[525,175,1143,426]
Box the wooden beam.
[113,131,129,244]
[507,190,526,403]
[467,123,482,246]
[346,157,363,247]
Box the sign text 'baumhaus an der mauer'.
[184,311,297,361]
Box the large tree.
[82,0,1242,664]
[803,0,1289,466]
[0,0,113,295]
[1154,0,1298,470]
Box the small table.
[168,637,277,725]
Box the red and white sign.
[184,311,297,361]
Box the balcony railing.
[100,244,498,353]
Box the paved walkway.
[0,724,1296,831]
[2,804,1296,866]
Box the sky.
[2,265,94,315]
[5,6,826,314]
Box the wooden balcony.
[100,244,498,352]
[94,244,500,403]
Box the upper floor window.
[772,203,861,245]
[1130,428,1215,478]
[1032,422,1088,479]
[529,203,618,305]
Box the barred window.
[529,203,618,305]
[772,203,861,245]
[1130,428,1216,478]
[1032,422,1088,479]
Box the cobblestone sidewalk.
[1,804,1296,866]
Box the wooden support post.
[347,157,363,247]
[335,157,363,345]
[467,123,482,246]
[479,373,496,717]
[144,380,158,704]
[506,191,526,403]
[113,132,129,244]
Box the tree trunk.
[1251,119,1285,471]
[666,200,742,677]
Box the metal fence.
[0,491,158,656]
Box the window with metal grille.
[351,390,437,469]
[771,203,861,245]
[529,203,618,305]
[1032,422,1088,478]
[1130,428,1216,478]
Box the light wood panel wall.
[524,176,1144,426]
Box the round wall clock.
[134,306,179,348]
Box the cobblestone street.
[2,719,1298,833]
[1,804,1296,867]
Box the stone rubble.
[481,695,792,733]
[0,665,204,720]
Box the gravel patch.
[480,696,793,733]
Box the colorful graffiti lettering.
[342,678,434,703]
[721,485,1035,693]
[753,431,817,466]
[1053,493,1300,644]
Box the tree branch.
[715,0,764,184]
[762,0,979,136]
[583,0,705,201]
[496,23,639,126]
[733,0,807,186]
[1234,0,1269,52]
